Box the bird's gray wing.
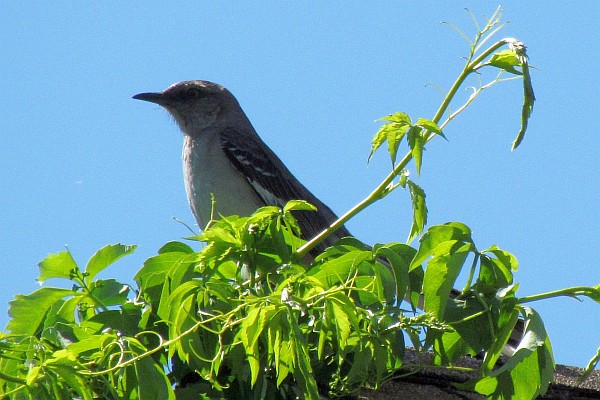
[219,127,351,248]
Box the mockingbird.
[133,80,350,255]
[133,80,522,354]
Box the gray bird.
[133,80,350,255]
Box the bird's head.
[133,80,237,134]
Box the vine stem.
[518,286,600,304]
[297,39,510,259]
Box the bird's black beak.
[132,92,165,105]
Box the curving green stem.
[297,39,511,259]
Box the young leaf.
[85,243,137,283]
[407,126,424,174]
[283,199,317,213]
[411,222,472,270]
[379,112,412,124]
[511,42,535,150]
[406,180,428,243]
[489,49,521,75]
[387,124,410,167]
[415,118,445,139]
[369,112,411,165]
[38,251,78,283]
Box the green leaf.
[135,252,194,290]
[327,294,358,350]
[489,49,521,75]
[308,250,371,289]
[88,279,130,307]
[369,112,412,165]
[407,126,424,174]
[50,363,94,400]
[415,118,445,139]
[387,124,411,166]
[423,241,471,319]
[481,308,520,372]
[283,200,317,213]
[289,316,319,399]
[158,240,194,254]
[411,222,472,270]
[379,112,412,124]
[85,244,137,283]
[373,243,415,304]
[7,287,72,335]
[513,54,535,150]
[135,350,176,400]
[477,246,518,292]
[38,251,78,283]
[580,346,600,383]
[406,180,428,243]
[464,307,554,399]
[240,305,268,386]
[433,299,491,364]
[510,42,535,150]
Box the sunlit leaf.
[407,126,424,174]
[406,180,427,243]
[423,241,471,319]
[283,199,317,213]
[512,43,535,150]
[489,49,521,74]
[38,251,78,283]
[7,287,72,335]
[415,118,445,139]
[85,244,137,283]
[411,222,472,270]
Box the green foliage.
[2,7,599,400]
[4,205,597,399]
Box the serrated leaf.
[289,320,319,399]
[369,114,411,165]
[411,222,472,270]
[85,244,136,283]
[407,126,424,174]
[387,124,411,166]
[328,294,358,350]
[7,287,72,335]
[406,180,427,243]
[423,241,471,319]
[512,54,535,150]
[378,112,412,124]
[240,305,265,386]
[283,199,317,213]
[38,251,78,283]
[415,118,445,139]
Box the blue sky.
[1,3,598,369]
